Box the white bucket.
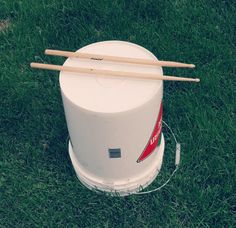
[60,41,164,196]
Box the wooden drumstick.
[45,49,195,68]
[30,62,200,82]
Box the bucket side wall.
[60,84,164,182]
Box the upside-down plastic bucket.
[60,41,165,196]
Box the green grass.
[1,0,236,227]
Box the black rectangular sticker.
[109,148,121,158]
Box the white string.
[162,120,178,144]
[134,120,180,195]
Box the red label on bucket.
[137,102,163,163]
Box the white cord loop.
[134,120,180,195]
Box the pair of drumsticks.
[30,49,200,82]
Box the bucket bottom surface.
[68,134,165,196]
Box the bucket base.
[68,134,165,196]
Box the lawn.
[0,0,235,227]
